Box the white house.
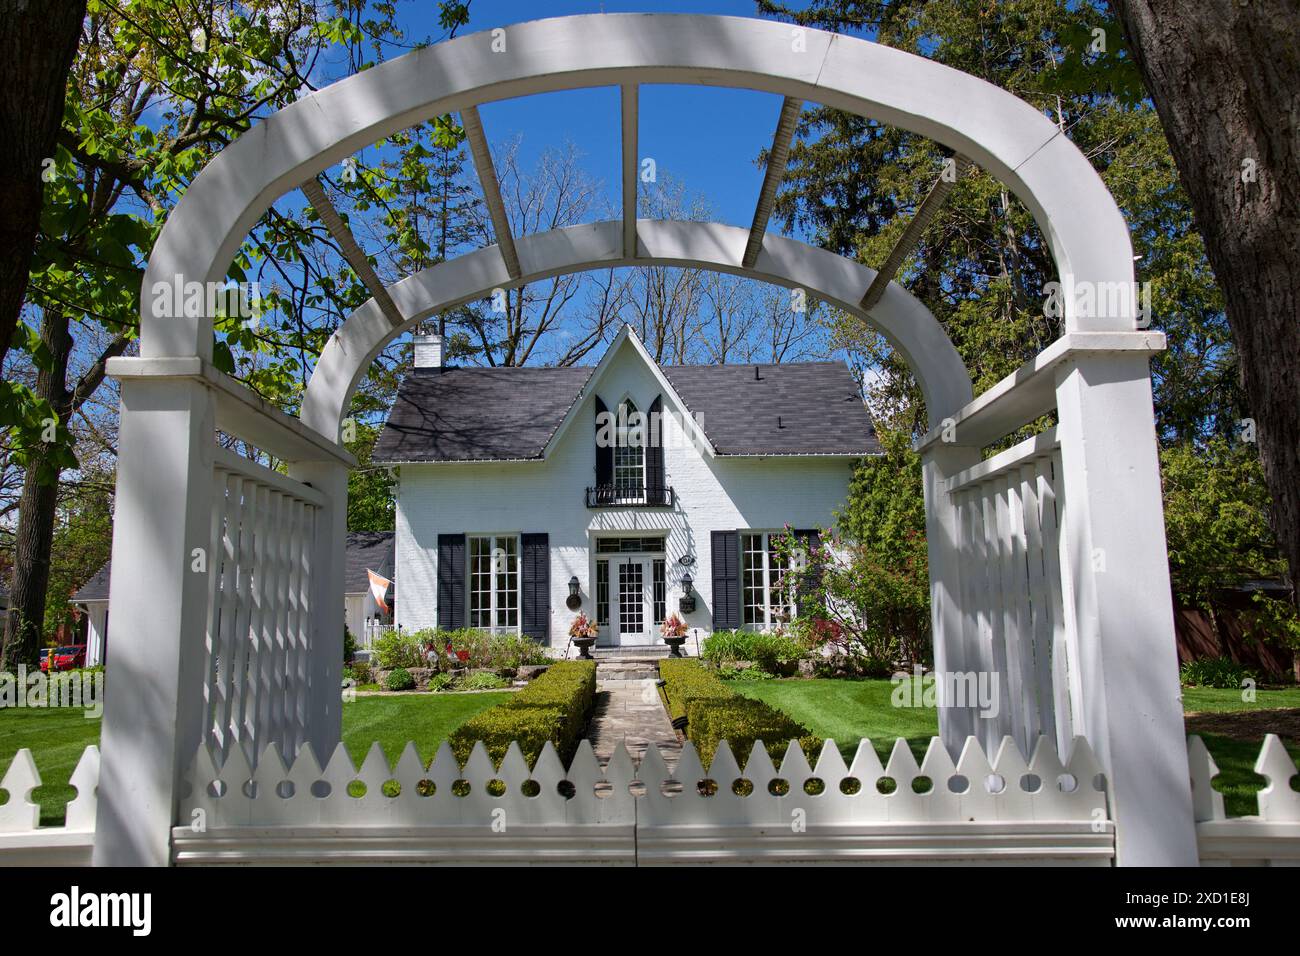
[373,326,878,650]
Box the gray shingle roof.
[344,531,394,594]
[373,366,593,463]
[662,362,880,456]
[373,360,879,462]
[72,531,395,602]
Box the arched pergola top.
[142,12,1138,370]
[299,219,973,440]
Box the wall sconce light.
[566,575,582,611]
[678,572,696,615]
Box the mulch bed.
[1184,708,1300,743]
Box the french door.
[595,547,667,646]
[613,557,652,645]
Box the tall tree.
[1,1,467,668]
[0,0,87,372]
[1107,0,1300,598]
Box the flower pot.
[663,635,687,658]
[573,636,597,660]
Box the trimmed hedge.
[449,660,596,767]
[659,659,821,766]
[658,658,732,722]
[687,697,822,768]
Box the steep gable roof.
[373,365,593,463]
[662,361,879,456]
[374,355,880,464]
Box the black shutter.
[594,395,612,488]
[521,533,550,643]
[711,530,740,629]
[437,533,466,629]
[646,395,665,504]
[794,529,824,616]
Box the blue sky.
[392,1,820,232]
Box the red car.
[39,645,87,673]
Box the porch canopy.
[96,14,1191,866]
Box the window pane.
[768,536,792,623]
[653,559,666,625]
[742,533,765,626]
[496,536,518,628]
[596,560,609,626]
[469,537,492,628]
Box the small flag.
[367,569,392,616]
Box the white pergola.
[94,14,1193,866]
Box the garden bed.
[344,628,552,694]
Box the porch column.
[287,458,348,761]
[93,374,215,867]
[921,444,981,751]
[1054,353,1197,866]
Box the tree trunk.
[1109,1,1300,604]
[0,0,86,369]
[1,310,72,668]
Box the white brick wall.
[394,342,856,647]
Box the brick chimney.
[413,333,443,369]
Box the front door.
[614,557,653,646]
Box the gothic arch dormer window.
[613,397,646,503]
[590,393,670,508]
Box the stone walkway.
[587,679,681,769]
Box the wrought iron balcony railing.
[585,484,675,508]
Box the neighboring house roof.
[72,563,113,604]
[344,530,395,594]
[373,332,880,463]
[72,531,396,603]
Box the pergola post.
[1054,353,1197,866]
[92,373,215,867]
[920,444,980,749]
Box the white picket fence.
[0,746,99,865]
[1188,734,1300,866]
[3,734,1296,865]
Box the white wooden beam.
[622,84,639,259]
[742,96,802,269]
[461,104,521,279]
[860,154,970,309]
[299,177,404,329]
[913,331,1166,452]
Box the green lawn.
[340,692,512,766]
[1180,685,1300,713]
[731,678,938,762]
[0,691,511,825]
[731,677,1300,818]
[0,708,101,826]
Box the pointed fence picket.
[0,746,99,865]
[1188,733,1300,866]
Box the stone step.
[591,645,669,660]
[595,661,662,681]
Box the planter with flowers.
[568,612,599,659]
[660,613,688,657]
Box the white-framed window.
[741,531,798,628]
[469,534,519,631]
[613,399,645,501]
